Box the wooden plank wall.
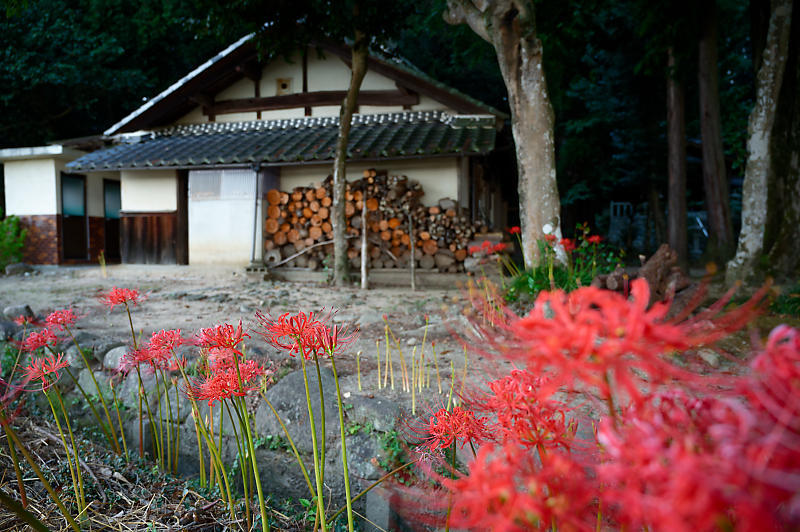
[120,211,178,264]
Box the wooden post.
[360,199,369,290]
[408,210,416,291]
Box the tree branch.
[444,0,491,43]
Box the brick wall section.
[88,216,105,262]
[18,215,61,264]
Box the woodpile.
[592,243,697,315]
[263,169,487,272]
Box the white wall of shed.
[121,170,177,212]
[3,159,58,215]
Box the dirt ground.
[0,264,483,407]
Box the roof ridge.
[153,111,495,138]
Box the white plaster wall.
[307,52,351,92]
[361,69,397,91]
[175,107,205,125]
[216,78,258,100]
[415,95,451,112]
[120,170,177,212]
[188,169,256,265]
[3,159,58,215]
[259,55,304,97]
[279,157,459,206]
[217,112,260,123]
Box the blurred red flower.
[559,238,575,253]
[100,287,140,310]
[45,308,78,330]
[508,226,521,235]
[22,329,58,353]
[586,235,602,245]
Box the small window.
[276,78,292,95]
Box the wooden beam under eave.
[203,90,420,115]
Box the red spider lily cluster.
[508,226,521,235]
[418,406,490,452]
[24,353,69,391]
[121,329,187,373]
[398,279,799,531]
[45,308,79,330]
[99,286,141,310]
[468,240,508,256]
[186,358,265,407]
[22,328,58,352]
[254,310,357,358]
[13,315,38,326]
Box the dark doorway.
[61,173,87,260]
[104,179,121,261]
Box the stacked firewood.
[262,169,486,272]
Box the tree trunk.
[332,31,368,286]
[726,0,793,283]
[667,47,688,266]
[764,0,799,280]
[445,0,563,268]
[698,0,734,261]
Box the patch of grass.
[771,281,800,317]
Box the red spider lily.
[24,353,69,391]
[195,321,249,356]
[443,444,596,531]
[597,389,780,532]
[586,235,602,245]
[508,226,521,235]
[254,311,324,358]
[467,244,481,255]
[22,329,58,353]
[478,369,577,451]
[185,359,266,406]
[13,315,38,326]
[316,323,359,357]
[100,287,141,310]
[45,308,78,331]
[491,242,508,254]
[419,406,490,452]
[559,238,576,253]
[543,234,557,244]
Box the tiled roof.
[68,111,496,171]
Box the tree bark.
[698,0,734,261]
[445,0,563,268]
[667,47,688,266]
[764,0,799,280]
[726,0,793,283]
[332,30,368,286]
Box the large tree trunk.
[332,31,368,286]
[726,0,793,283]
[445,0,562,268]
[667,47,688,266]
[764,0,799,280]
[698,0,734,261]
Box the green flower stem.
[0,489,49,532]
[154,376,165,468]
[173,382,181,475]
[110,380,130,463]
[224,399,251,532]
[258,391,315,497]
[124,303,138,349]
[64,326,120,454]
[231,353,269,532]
[312,353,326,487]
[194,406,235,519]
[159,369,173,472]
[300,353,327,531]
[134,366,161,461]
[329,354,354,532]
[6,323,27,385]
[5,429,27,508]
[176,367,206,487]
[44,391,81,510]
[61,363,115,450]
[3,424,80,532]
[54,387,86,510]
